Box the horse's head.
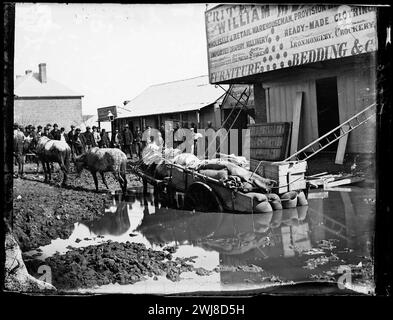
[73,153,87,177]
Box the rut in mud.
[12,167,142,251]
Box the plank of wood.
[308,191,329,199]
[326,176,365,188]
[324,186,353,192]
[335,124,350,164]
[306,172,328,178]
[290,91,303,156]
[308,177,336,186]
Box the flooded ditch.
[22,184,376,295]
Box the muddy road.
[12,164,142,251]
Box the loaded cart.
[129,152,309,214]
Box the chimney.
[38,63,47,83]
[25,70,32,75]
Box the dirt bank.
[5,231,56,292]
[25,241,212,290]
[12,168,142,251]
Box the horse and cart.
[15,135,309,215]
[128,150,309,214]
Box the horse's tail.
[120,155,128,192]
[61,147,71,173]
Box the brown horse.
[74,147,128,193]
[35,136,71,185]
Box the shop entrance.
[316,77,340,151]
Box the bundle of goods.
[149,152,308,211]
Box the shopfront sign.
[97,106,117,122]
[205,4,378,83]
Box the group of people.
[14,120,209,170]
[17,123,112,157]
[15,122,148,160]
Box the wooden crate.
[250,159,307,194]
[248,122,291,161]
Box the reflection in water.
[83,201,131,236]
[33,187,375,292]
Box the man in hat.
[67,125,76,155]
[42,123,52,138]
[92,126,101,147]
[134,126,143,158]
[73,128,84,155]
[83,126,95,151]
[28,125,38,153]
[13,123,25,178]
[60,127,67,142]
[36,125,43,137]
[99,128,110,148]
[121,124,133,159]
[111,128,121,148]
[50,123,61,140]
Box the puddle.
[25,186,376,294]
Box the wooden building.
[114,76,227,133]
[205,4,379,159]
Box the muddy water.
[25,186,375,294]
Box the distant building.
[14,63,84,128]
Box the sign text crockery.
[205,5,378,83]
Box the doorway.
[315,77,340,151]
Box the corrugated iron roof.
[116,75,228,119]
[15,73,83,98]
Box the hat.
[71,125,75,128]
[37,125,42,129]
[76,128,81,132]
[47,123,52,127]
[86,126,91,130]
[53,123,58,128]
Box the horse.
[35,136,71,185]
[74,147,128,193]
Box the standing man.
[134,126,143,158]
[36,125,43,137]
[99,128,110,148]
[83,126,95,152]
[13,123,25,178]
[73,128,84,156]
[42,126,50,137]
[28,126,38,153]
[24,125,31,137]
[92,126,101,147]
[159,123,166,143]
[50,123,61,140]
[44,124,52,138]
[60,127,67,142]
[111,128,121,148]
[67,125,76,156]
[121,124,133,159]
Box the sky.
[14,3,210,115]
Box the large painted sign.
[205,4,378,83]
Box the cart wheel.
[183,182,223,212]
